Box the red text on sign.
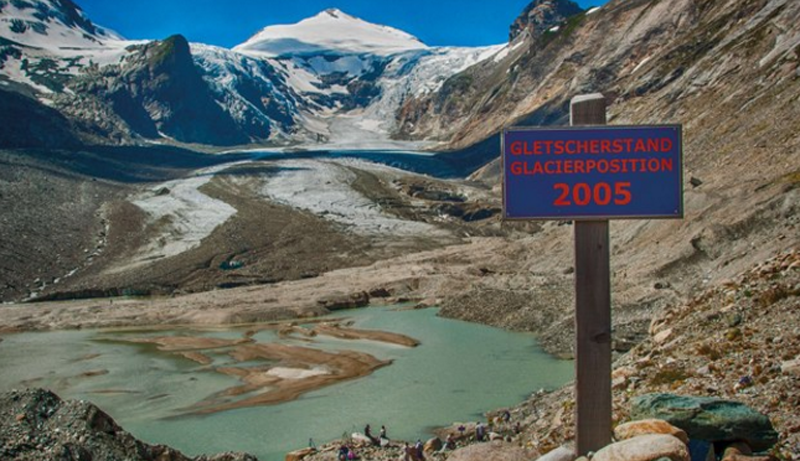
[553,182,631,207]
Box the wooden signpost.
[502,93,683,455]
[571,94,612,454]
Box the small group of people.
[364,423,389,446]
[402,439,425,461]
[338,443,356,461]
[337,414,522,461]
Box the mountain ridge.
[0,3,511,147]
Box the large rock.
[535,445,576,461]
[317,291,370,310]
[592,434,689,461]
[285,447,315,461]
[780,356,800,376]
[448,440,538,461]
[630,394,778,452]
[720,442,772,461]
[614,419,689,444]
[423,437,442,453]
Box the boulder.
[720,442,772,461]
[317,291,369,310]
[488,431,504,441]
[535,445,576,461]
[447,440,537,461]
[614,419,689,444]
[780,356,800,376]
[653,328,673,345]
[423,437,442,453]
[592,434,689,461]
[630,394,778,452]
[284,447,315,461]
[350,433,372,446]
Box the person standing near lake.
[439,433,455,453]
[364,424,379,446]
[475,421,486,442]
[415,439,424,460]
[379,425,389,447]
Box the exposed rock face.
[397,0,800,158]
[0,388,257,461]
[56,35,269,146]
[630,394,779,452]
[509,0,583,41]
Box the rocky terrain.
[0,0,798,459]
[0,388,256,461]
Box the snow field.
[260,158,448,238]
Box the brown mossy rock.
[614,418,689,444]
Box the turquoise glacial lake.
[0,306,573,460]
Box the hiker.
[439,434,455,453]
[415,439,424,460]
[475,421,486,442]
[338,444,349,461]
[403,442,412,461]
[364,424,379,446]
[378,425,389,446]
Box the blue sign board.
[502,125,683,220]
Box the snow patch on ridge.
[261,158,447,237]
[117,164,240,272]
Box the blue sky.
[78,0,606,48]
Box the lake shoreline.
[0,303,575,461]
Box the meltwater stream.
[0,306,572,460]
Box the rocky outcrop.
[0,388,257,460]
[316,291,370,310]
[630,394,779,452]
[509,0,583,41]
[57,35,266,146]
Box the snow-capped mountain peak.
[233,8,428,58]
[0,0,122,49]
